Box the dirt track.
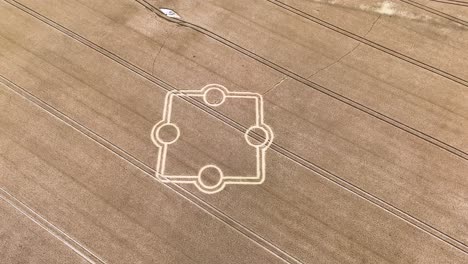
[1,0,467,263]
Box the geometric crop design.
[151,84,274,194]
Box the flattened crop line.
[430,0,468,7]
[401,0,468,26]
[268,0,468,85]
[5,0,468,256]
[0,187,106,264]
[0,76,298,264]
[133,0,468,161]
[434,0,468,3]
